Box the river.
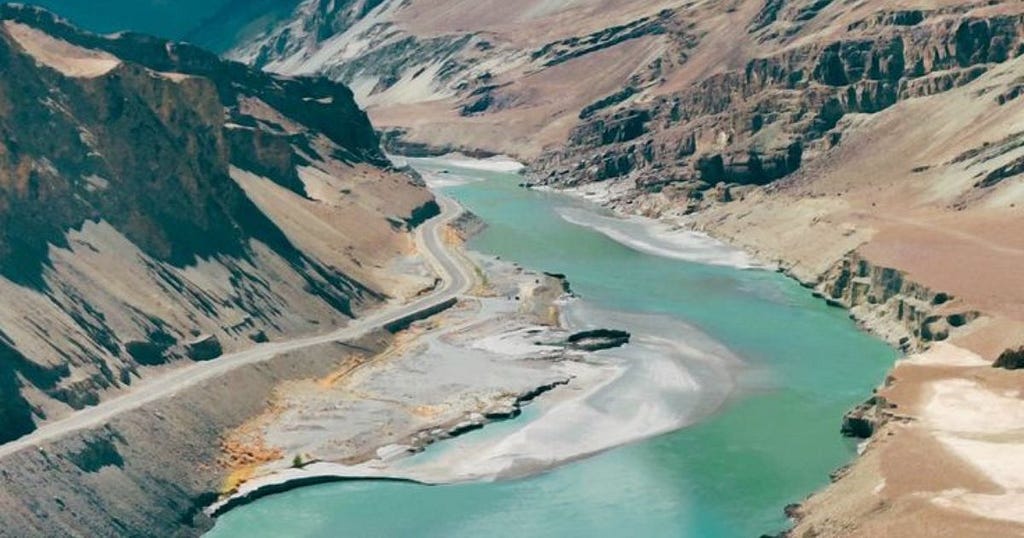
[207,157,896,537]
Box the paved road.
[0,194,473,459]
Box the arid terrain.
[234,0,1024,535]
[0,5,448,536]
[0,0,1020,535]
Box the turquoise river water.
[208,160,896,537]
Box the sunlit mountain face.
[3,0,300,51]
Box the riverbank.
[207,155,898,537]
[208,167,749,517]
[546,163,1024,536]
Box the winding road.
[0,194,473,459]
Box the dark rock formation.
[403,200,442,230]
[841,395,889,439]
[567,329,631,351]
[531,8,1024,207]
[186,335,224,362]
[531,12,671,68]
[994,347,1024,370]
[975,155,1024,189]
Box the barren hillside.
[0,5,434,446]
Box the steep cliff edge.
[0,5,434,448]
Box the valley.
[0,1,1022,537]
[227,1,1024,535]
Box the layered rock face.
[231,0,696,157]
[0,6,433,445]
[533,4,1024,206]
[235,1,1024,191]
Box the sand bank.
[210,212,747,516]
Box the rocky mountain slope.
[0,5,434,446]
[235,0,1024,536]
[230,0,692,157]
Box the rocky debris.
[186,335,224,362]
[840,395,892,439]
[566,329,631,351]
[993,347,1024,370]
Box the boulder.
[186,335,223,362]
[994,347,1024,370]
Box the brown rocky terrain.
[237,0,1024,535]
[0,5,435,448]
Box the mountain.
[0,4,434,445]
[232,1,1024,536]
[230,0,689,159]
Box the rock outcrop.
[993,347,1024,369]
[815,253,982,353]
[532,6,1024,208]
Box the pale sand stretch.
[211,260,744,515]
[210,167,748,515]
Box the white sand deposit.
[556,205,763,269]
[212,251,747,514]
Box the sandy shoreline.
[207,164,750,520]
[536,161,1024,536]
